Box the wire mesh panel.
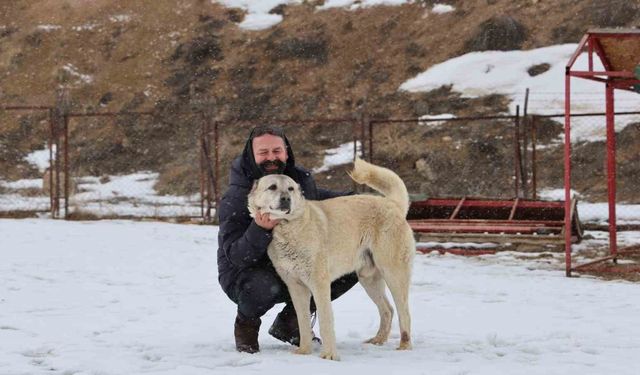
[534,113,640,227]
[0,108,52,216]
[214,119,359,199]
[370,117,518,199]
[64,113,203,220]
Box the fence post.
[522,88,530,198]
[64,114,69,219]
[199,116,205,220]
[205,117,214,222]
[47,108,56,217]
[513,105,522,198]
[359,112,366,160]
[214,120,220,212]
[53,88,71,219]
[368,117,373,163]
[531,115,538,200]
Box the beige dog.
[248,158,414,360]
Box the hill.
[1,0,639,203]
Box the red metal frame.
[565,29,640,276]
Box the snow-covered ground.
[1,218,639,375]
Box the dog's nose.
[279,195,291,210]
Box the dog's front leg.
[312,273,339,361]
[285,279,313,355]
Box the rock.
[463,16,528,52]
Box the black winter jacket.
[216,133,345,296]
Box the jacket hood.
[231,127,299,187]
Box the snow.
[71,23,99,32]
[62,64,94,85]
[313,141,361,173]
[237,13,284,31]
[0,169,202,218]
[109,14,132,23]
[432,3,455,14]
[538,188,640,225]
[24,143,53,173]
[0,178,43,190]
[399,44,640,142]
[215,0,300,30]
[216,0,412,29]
[36,24,61,32]
[418,113,456,126]
[1,218,640,374]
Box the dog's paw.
[396,341,412,350]
[319,351,340,361]
[364,336,386,346]
[293,347,312,355]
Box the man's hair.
[249,126,286,141]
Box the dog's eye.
[268,184,277,191]
[288,187,294,191]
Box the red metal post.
[588,37,593,72]
[605,84,618,259]
[564,70,572,277]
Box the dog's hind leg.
[358,268,393,346]
[374,237,413,350]
[285,279,313,355]
[384,267,412,350]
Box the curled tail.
[349,157,410,215]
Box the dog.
[247,158,414,360]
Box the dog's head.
[247,174,304,221]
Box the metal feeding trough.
[408,197,583,253]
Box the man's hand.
[254,211,281,230]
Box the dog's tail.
[349,157,410,215]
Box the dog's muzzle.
[279,195,291,212]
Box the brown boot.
[234,312,261,353]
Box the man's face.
[252,134,288,175]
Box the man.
[217,126,359,353]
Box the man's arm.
[218,195,273,268]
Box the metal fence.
[530,112,640,227]
[0,106,54,217]
[2,101,639,224]
[368,115,522,200]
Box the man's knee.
[236,267,288,318]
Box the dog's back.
[348,157,409,215]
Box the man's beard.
[259,159,286,175]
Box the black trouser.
[229,265,359,320]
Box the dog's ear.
[247,180,260,218]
